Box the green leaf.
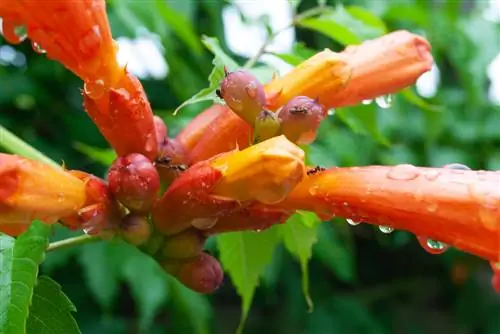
[280,213,320,311]
[155,0,203,54]
[271,43,316,66]
[174,36,239,114]
[77,242,121,311]
[0,221,50,334]
[26,276,80,334]
[400,88,444,114]
[336,104,390,146]
[73,142,116,166]
[298,5,387,45]
[119,244,169,330]
[217,227,281,333]
[166,277,212,334]
[110,0,168,38]
[313,223,355,283]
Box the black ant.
[307,165,326,176]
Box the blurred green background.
[1,0,500,333]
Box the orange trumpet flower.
[0,0,121,86]
[265,30,433,110]
[276,165,500,262]
[0,154,87,236]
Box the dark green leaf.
[26,276,80,334]
[0,221,50,334]
[217,227,281,333]
[280,213,320,311]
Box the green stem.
[243,5,328,69]
[47,234,100,252]
[0,124,61,168]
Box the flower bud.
[218,70,266,124]
[162,228,206,259]
[163,253,223,294]
[153,115,168,147]
[277,96,325,145]
[120,214,151,246]
[253,110,281,144]
[108,153,160,213]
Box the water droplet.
[387,164,420,181]
[426,202,438,212]
[229,97,243,111]
[309,185,319,196]
[375,95,393,109]
[56,192,65,203]
[327,108,335,116]
[346,218,360,226]
[84,79,106,100]
[254,229,262,233]
[378,225,394,234]
[191,217,218,230]
[417,236,448,254]
[479,207,498,231]
[361,99,373,105]
[32,42,46,54]
[444,163,470,170]
[424,170,440,181]
[342,202,349,207]
[245,82,257,98]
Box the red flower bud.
[107,153,160,213]
[277,96,325,145]
[119,214,151,246]
[162,228,206,259]
[153,115,168,147]
[218,70,266,124]
[163,252,223,294]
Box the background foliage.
[1,0,500,333]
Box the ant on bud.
[307,165,326,176]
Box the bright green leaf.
[280,213,320,311]
[336,104,390,146]
[174,36,239,114]
[26,276,80,334]
[0,221,50,334]
[73,143,116,166]
[217,227,281,333]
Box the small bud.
[175,253,224,294]
[253,110,281,144]
[219,70,266,124]
[108,153,160,213]
[153,115,168,147]
[277,96,325,145]
[120,214,151,246]
[162,228,206,259]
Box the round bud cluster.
[107,153,160,213]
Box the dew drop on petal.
[191,217,218,230]
[1,21,27,44]
[32,41,46,54]
[378,225,394,234]
[245,82,257,99]
[375,94,393,109]
[346,218,360,226]
[443,163,471,170]
[426,202,438,213]
[327,108,335,116]
[424,170,440,181]
[417,236,449,254]
[254,229,262,233]
[362,99,373,105]
[387,164,420,181]
[84,79,106,100]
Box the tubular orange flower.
[153,136,305,235]
[176,104,227,153]
[187,106,252,164]
[83,71,158,160]
[0,154,87,236]
[0,0,121,87]
[265,30,433,110]
[277,165,500,262]
[210,135,306,204]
